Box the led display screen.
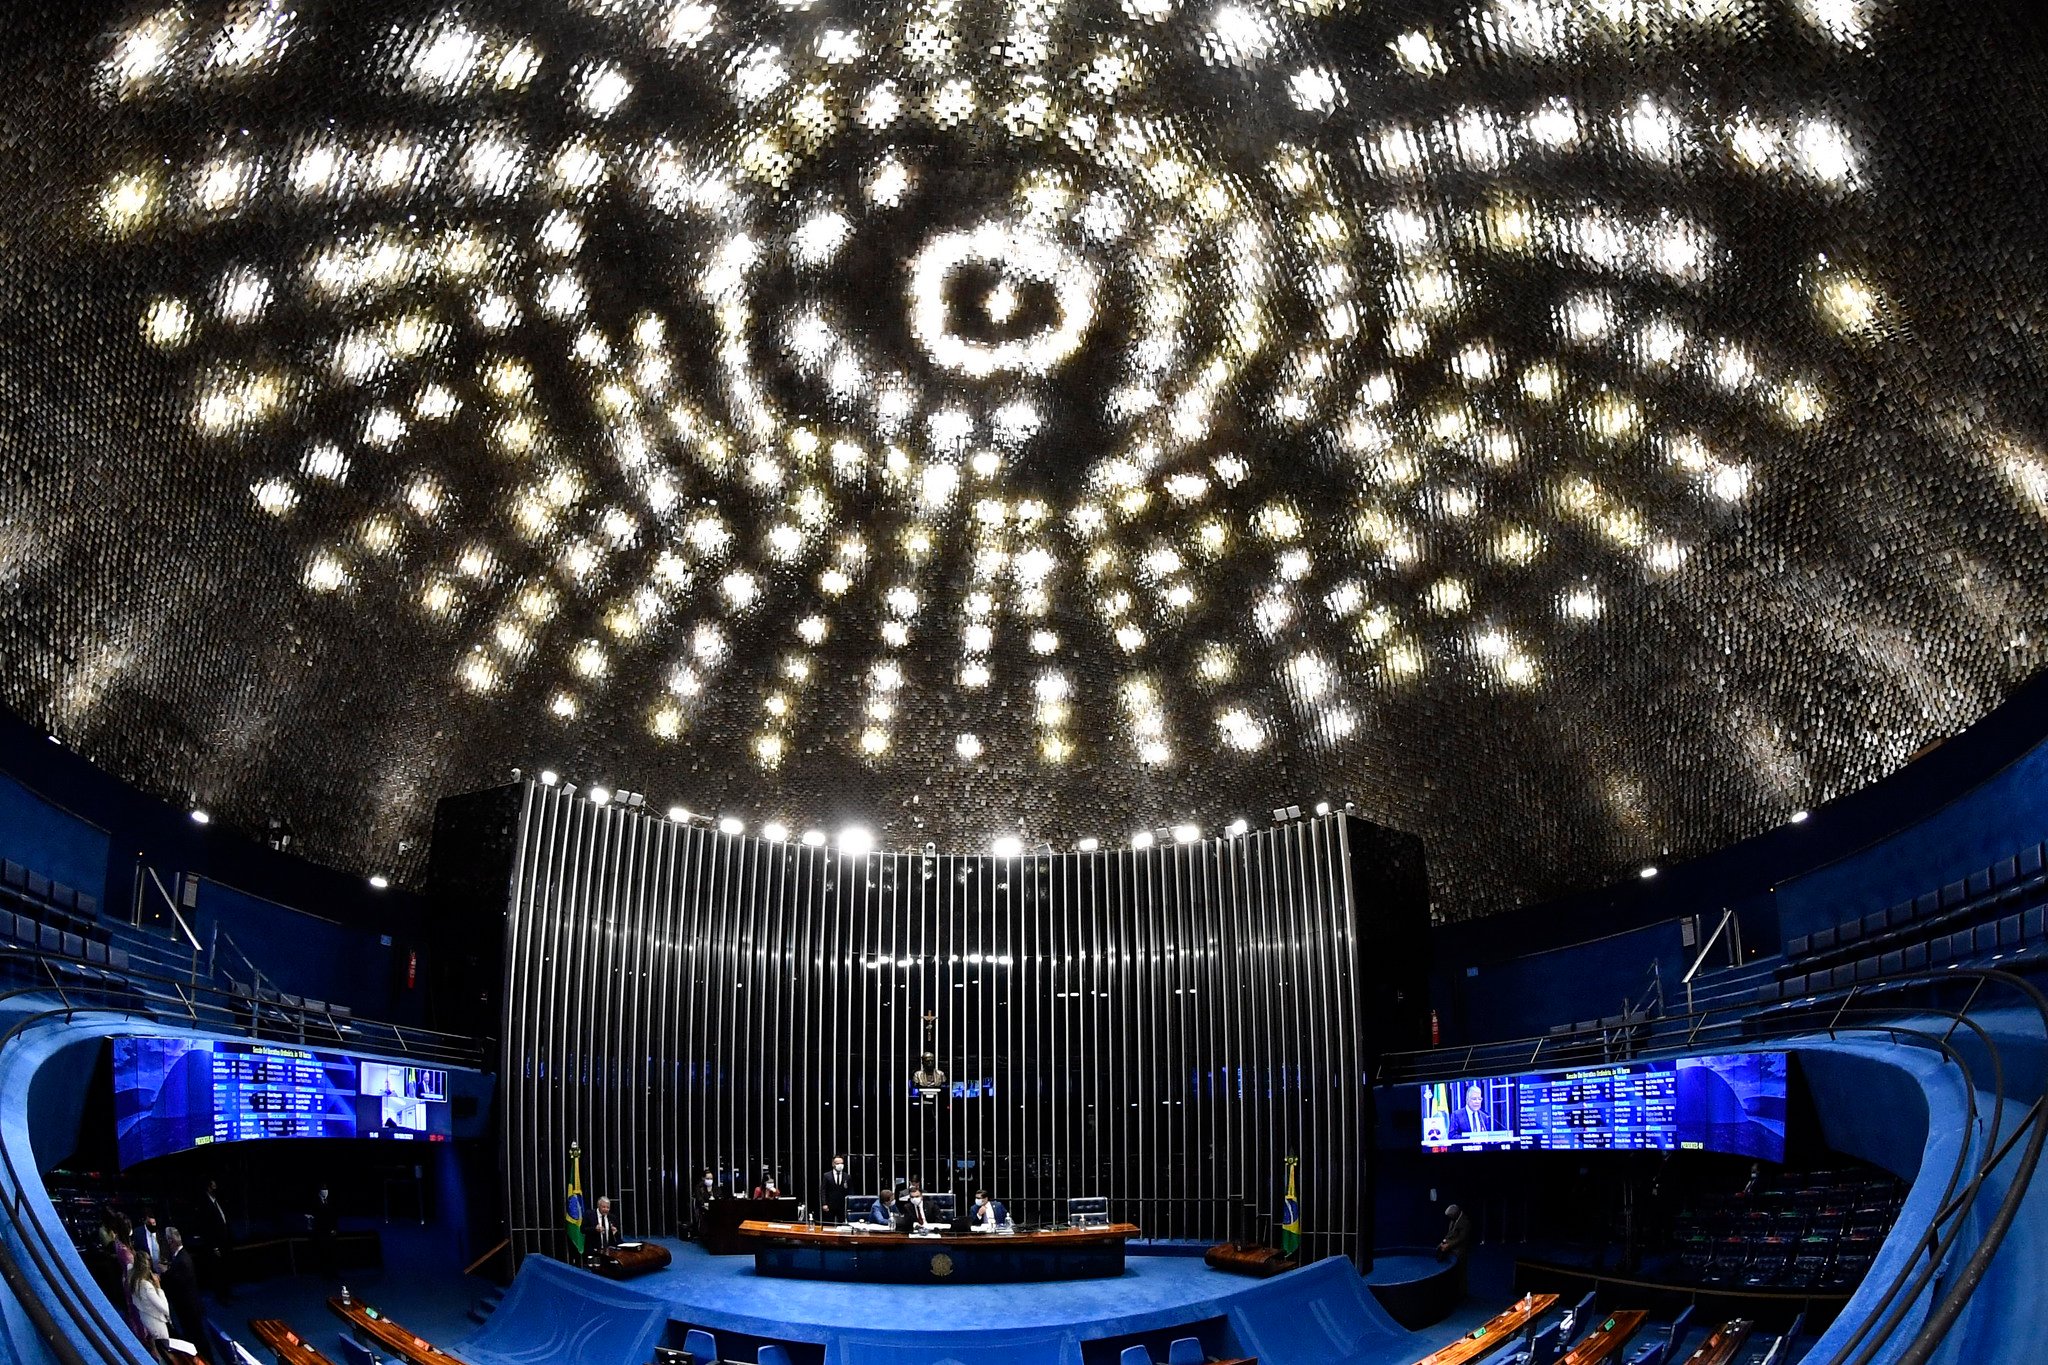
[113,1037,450,1168]
[1420,1051,1787,1160]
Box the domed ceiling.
[3,0,2047,915]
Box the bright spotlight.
[801,829,827,847]
[1313,801,1331,816]
[589,786,612,806]
[1225,818,1249,837]
[1172,823,1201,844]
[1790,809,1811,824]
[189,809,211,825]
[992,836,1023,858]
[368,874,389,890]
[1077,837,1100,852]
[1639,865,1660,879]
[1131,831,1155,850]
[667,805,690,822]
[762,821,790,842]
[838,825,875,856]
[718,816,745,835]
[539,769,559,786]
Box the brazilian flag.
[1280,1157,1301,1257]
[565,1141,586,1256]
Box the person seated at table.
[902,1179,937,1229]
[869,1188,900,1227]
[969,1190,1007,1230]
[751,1168,781,1199]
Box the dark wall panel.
[495,783,1423,1264]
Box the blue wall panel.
[0,774,110,907]
[194,881,399,1010]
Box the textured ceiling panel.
[3,0,2048,915]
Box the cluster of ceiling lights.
[87,0,1886,780]
[531,766,1348,857]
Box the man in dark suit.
[195,1179,234,1300]
[590,1196,621,1253]
[902,1179,936,1230]
[1447,1085,1495,1140]
[160,1228,207,1352]
[309,1188,338,1276]
[820,1155,849,1223]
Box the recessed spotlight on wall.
[992,836,1023,858]
[1639,865,1660,879]
[718,816,745,836]
[368,874,389,889]
[189,809,211,825]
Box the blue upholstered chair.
[683,1328,719,1363]
[757,1346,793,1365]
[1119,1347,1153,1365]
[333,1334,379,1365]
[1167,1337,1206,1364]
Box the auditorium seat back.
[1119,1347,1153,1365]
[756,1347,792,1365]
[684,1328,718,1363]
[846,1194,878,1222]
[1167,1337,1205,1364]
[335,1334,379,1365]
[1067,1195,1110,1227]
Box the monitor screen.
[1419,1051,1787,1160]
[112,1037,451,1168]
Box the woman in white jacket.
[128,1257,173,1361]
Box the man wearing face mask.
[819,1155,849,1224]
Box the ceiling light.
[801,829,827,847]
[588,786,612,806]
[762,821,789,842]
[1131,831,1155,850]
[539,770,559,787]
[1172,824,1201,844]
[189,809,211,825]
[1790,809,1811,824]
[992,836,1023,858]
[1225,818,1249,837]
[838,826,874,857]
[368,875,389,890]
[1639,865,1660,879]
[667,805,690,822]
[718,816,745,835]
[1077,837,1100,852]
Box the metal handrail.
[1381,969,2048,1365]
[0,945,489,1365]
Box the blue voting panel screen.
[113,1037,451,1168]
[1419,1052,1787,1160]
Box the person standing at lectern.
[590,1196,621,1253]
[820,1155,849,1223]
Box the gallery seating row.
[0,908,125,972]
[1761,902,2047,1002]
[1778,841,2048,979]
[0,859,100,936]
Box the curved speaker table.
[736,1220,1141,1283]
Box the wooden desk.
[587,1240,673,1279]
[248,1319,336,1365]
[1557,1310,1648,1365]
[1681,1319,1755,1365]
[1411,1293,1560,1365]
[698,1197,800,1254]
[326,1296,462,1365]
[737,1220,1141,1283]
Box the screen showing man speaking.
[1419,1051,1787,1160]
